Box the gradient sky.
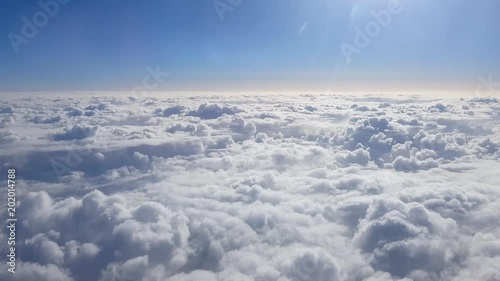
[1,0,499,92]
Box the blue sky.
[1,0,499,92]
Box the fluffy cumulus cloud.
[0,93,500,281]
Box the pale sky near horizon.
[1,0,499,93]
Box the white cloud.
[52,125,99,141]
[1,93,499,281]
[187,103,244,119]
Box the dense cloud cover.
[0,93,499,281]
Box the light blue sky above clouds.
[1,0,499,92]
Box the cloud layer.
[0,93,499,281]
